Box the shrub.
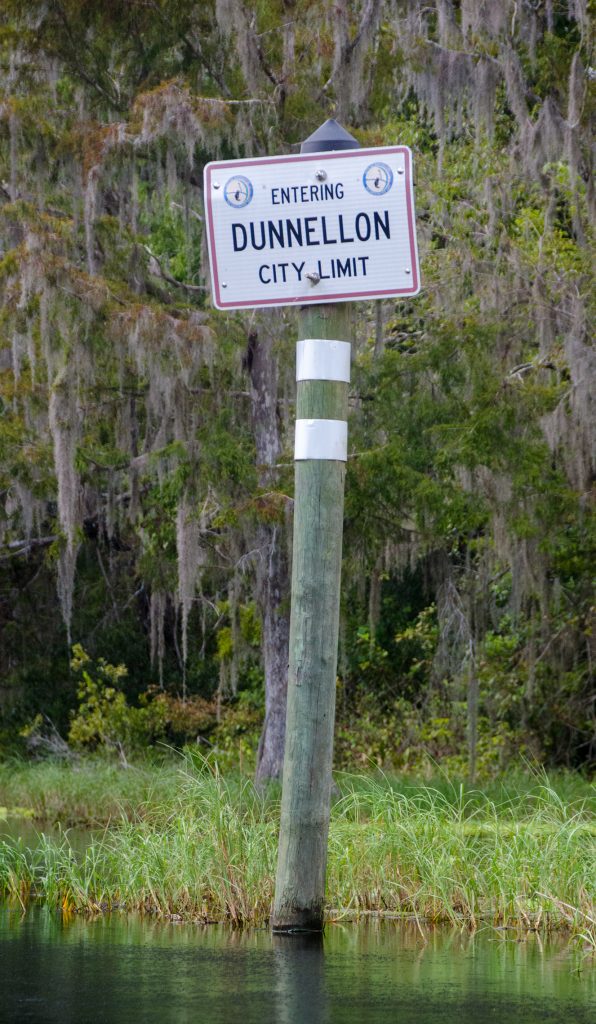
[68,646,167,763]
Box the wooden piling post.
[272,121,360,933]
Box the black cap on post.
[300,118,360,154]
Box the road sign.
[204,146,420,310]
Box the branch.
[142,245,209,293]
[422,37,502,68]
[249,12,280,88]
[320,0,382,96]
[1,536,57,560]
[508,359,556,382]
[52,2,126,111]
[169,201,203,221]
[188,388,250,397]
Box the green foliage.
[209,695,263,773]
[141,187,202,285]
[335,692,518,780]
[394,605,438,683]
[239,602,262,647]
[68,646,167,758]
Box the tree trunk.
[247,327,291,784]
[255,520,290,782]
[467,646,478,785]
[374,300,385,359]
[465,544,478,784]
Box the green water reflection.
[0,906,593,1023]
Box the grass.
[0,757,181,826]
[0,756,594,939]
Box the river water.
[0,905,594,1024]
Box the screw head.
[405,269,411,275]
[213,182,221,189]
[397,168,404,175]
[222,282,228,288]
[305,271,321,285]
[315,169,327,181]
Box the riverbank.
[0,757,594,942]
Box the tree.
[0,1,593,773]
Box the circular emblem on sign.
[224,175,253,208]
[363,162,393,196]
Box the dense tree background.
[0,1,593,778]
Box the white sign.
[204,146,420,310]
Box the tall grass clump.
[326,773,595,933]
[1,759,279,925]
[0,757,593,932]
[91,766,279,923]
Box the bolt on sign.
[204,147,420,310]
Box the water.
[0,817,93,854]
[0,906,593,1024]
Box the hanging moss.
[0,0,593,769]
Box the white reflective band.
[294,419,348,461]
[296,339,351,383]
